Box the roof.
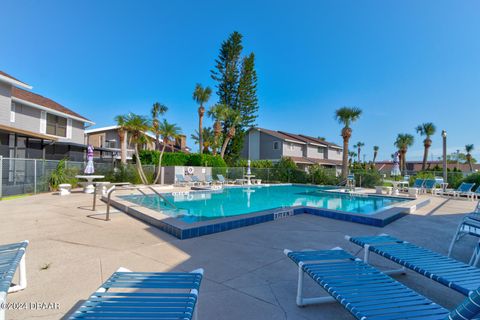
[252,127,341,149]
[0,123,57,141]
[86,126,189,153]
[12,87,93,123]
[0,71,32,89]
[374,160,480,172]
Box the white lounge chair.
[0,241,28,320]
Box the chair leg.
[448,222,465,257]
[8,253,27,293]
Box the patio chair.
[441,182,476,198]
[424,179,439,194]
[205,175,214,185]
[217,174,233,185]
[190,175,203,186]
[284,248,480,320]
[472,185,480,201]
[0,241,29,320]
[412,178,423,188]
[448,205,480,262]
[347,234,480,296]
[69,267,204,320]
[175,174,192,187]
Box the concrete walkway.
[0,191,476,319]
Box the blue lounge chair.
[205,175,214,185]
[472,185,480,200]
[0,241,29,319]
[412,178,425,190]
[175,174,192,187]
[347,234,480,296]
[448,206,480,262]
[424,179,439,194]
[69,267,203,320]
[284,248,480,319]
[442,182,476,198]
[190,175,203,186]
[217,174,231,185]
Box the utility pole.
[442,130,447,183]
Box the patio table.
[75,175,105,194]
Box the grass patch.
[0,194,32,201]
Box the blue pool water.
[120,185,407,223]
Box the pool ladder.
[101,184,177,221]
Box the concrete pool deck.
[0,189,477,319]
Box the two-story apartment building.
[0,71,97,161]
[85,126,189,162]
[241,127,343,172]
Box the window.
[317,146,325,153]
[105,140,116,148]
[46,113,67,137]
[273,141,280,150]
[288,143,294,151]
[10,103,15,122]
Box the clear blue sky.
[1,0,479,161]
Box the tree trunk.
[155,134,160,151]
[421,139,431,171]
[118,129,127,165]
[467,154,473,172]
[357,147,361,163]
[134,143,148,184]
[220,128,235,159]
[213,120,221,156]
[401,149,408,173]
[341,127,351,179]
[154,143,167,184]
[198,106,204,154]
[373,152,377,164]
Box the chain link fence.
[0,157,156,199]
[2,156,477,199]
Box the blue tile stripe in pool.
[143,207,406,240]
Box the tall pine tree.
[211,31,258,164]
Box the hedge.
[138,150,226,167]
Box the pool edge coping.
[102,188,429,239]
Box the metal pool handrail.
[104,184,177,221]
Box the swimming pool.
[120,185,407,223]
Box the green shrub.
[272,157,298,183]
[235,159,273,168]
[138,151,226,167]
[49,159,79,191]
[309,165,339,185]
[186,154,226,167]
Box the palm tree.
[465,144,475,172]
[373,146,379,164]
[153,120,182,184]
[334,107,362,178]
[114,115,128,165]
[193,84,212,154]
[356,142,364,163]
[191,127,214,154]
[348,151,357,167]
[207,104,227,155]
[151,102,168,151]
[118,113,151,184]
[394,133,415,173]
[220,110,241,159]
[415,122,436,170]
